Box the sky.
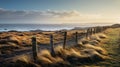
[0,0,120,24]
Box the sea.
[0,23,113,32]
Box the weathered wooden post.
[99,27,101,33]
[95,27,97,34]
[98,27,100,32]
[85,29,87,38]
[96,27,98,33]
[63,31,67,49]
[92,28,94,35]
[89,28,91,35]
[118,31,120,48]
[90,28,92,35]
[93,27,96,34]
[32,36,38,61]
[88,28,90,35]
[103,27,106,31]
[101,27,103,32]
[50,34,55,56]
[90,28,93,35]
[101,27,102,32]
[99,27,101,32]
[102,27,104,31]
[75,32,78,45]
[86,29,89,38]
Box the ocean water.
[0,24,112,32]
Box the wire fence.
[31,26,109,61]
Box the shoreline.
[0,23,114,32]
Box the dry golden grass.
[2,39,109,67]
[36,45,108,66]
[1,29,112,67]
[89,35,101,42]
[15,54,31,64]
[97,33,107,39]
[84,44,107,55]
[1,38,109,67]
[89,40,100,45]
[0,30,85,56]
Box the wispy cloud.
[0,8,119,24]
[0,8,80,19]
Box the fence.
[31,26,108,61]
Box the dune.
[1,27,119,67]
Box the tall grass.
[1,32,110,67]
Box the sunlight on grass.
[91,28,120,67]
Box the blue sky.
[0,0,120,24]
[0,0,101,11]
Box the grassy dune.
[1,29,111,67]
[0,30,84,55]
[0,27,120,67]
[88,28,120,67]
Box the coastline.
[0,23,113,32]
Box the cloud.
[0,8,79,20]
[0,8,119,24]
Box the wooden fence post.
[50,34,55,56]
[96,27,97,33]
[101,27,103,32]
[85,29,87,38]
[99,27,101,33]
[101,27,102,32]
[90,28,93,35]
[89,28,91,35]
[103,27,106,31]
[99,27,101,32]
[86,29,89,38]
[75,32,78,45]
[92,28,94,35]
[88,28,90,35]
[90,28,92,35]
[32,36,38,61]
[63,31,67,49]
[95,27,97,34]
[93,27,96,34]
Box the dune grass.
[1,31,110,67]
[87,28,120,67]
[1,28,120,67]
